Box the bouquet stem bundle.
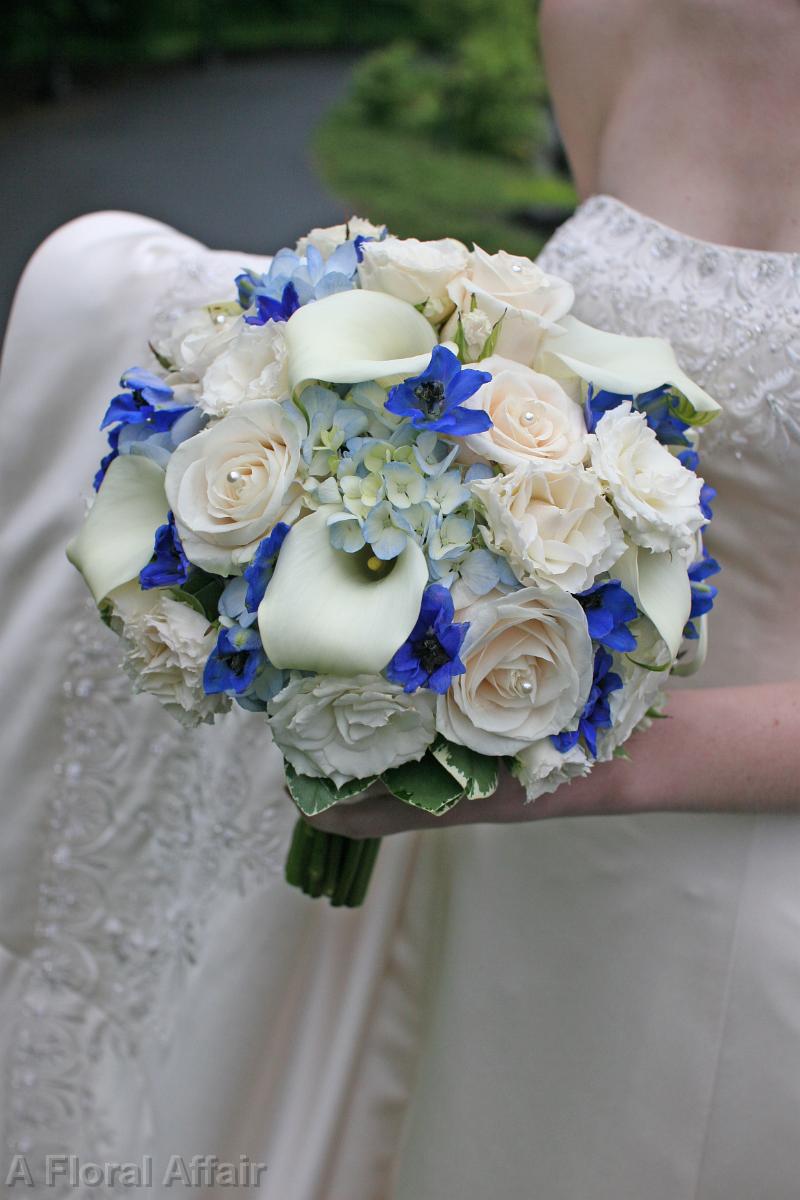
[285,818,382,906]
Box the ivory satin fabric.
[1,202,799,1199]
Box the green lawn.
[314,111,576,256]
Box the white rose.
[295,216,386,259]
[472,463,626,594]
[112,588,230,728]
[458,356,588,470]
[155,305,239,380]
[590,402,704,554]
[512,737,591,803]
[358,236,469,323]
[596,618,671,760]
[453,307,495,361]
[199,320,289,417]
[436,587,593,756]
[445,246,574,364]
[165,398,305,574]
[267,674,436,789]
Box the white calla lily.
[66,455,167,603]
[285,288,437,391]
[615,544,691,660]
[537,315,721,417]
[258,506,429,675]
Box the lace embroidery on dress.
[5,252,292,1191]
[536,195,800,461]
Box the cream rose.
[112,586,230,728]
[512,737,591,803]
[590,402,705,554]
[458,356,588,470]
[472,463,626,594]
[165,398,305,574]
[445,246,574,364]
[436,587,594,756]
[199,320,289,417]
[295,216,385,259]
[267,674,436,789]
[358,236,469,323]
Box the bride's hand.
[291,682,800,838]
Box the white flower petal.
[67,455,167,603]
[258,506,428,675]
[538,315,721,416]
[285,288,437,390]
[615,544,691,660]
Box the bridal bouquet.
[68,216,721,905]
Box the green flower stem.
[284,821,381,907]
[330,837,366,906]
[305,826,329,898]
[344,837,382,907]
[322,833,346,898]
[284,817,315,888]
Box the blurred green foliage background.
[2,0,574,257]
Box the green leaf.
[624,654,671,673]
[98,598,115,630]
[613,746,632,760]
[167,586,207,618]
[148,340,173,371]
[668,388,718,428]
[381,752,464,815]
[284,763,377,817]
[645,706,670,720]
[454,314,469,363]
[478,311,506,360]
[431,736,498,799]
[180,570,226,622]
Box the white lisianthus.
[445,247,574,364]
[199,320,289,417]
[595,618,671,761]
[512,737,591,802]
[358,236,469,324]
[472,463,626,594]
[458,356,588,470]
[590,402,705,554]
[267,674,436,789]
[155,305,239,380]
[165,398,305,574]
[295,216,385,259]
[112,586,230,728]
[436,586,593,756]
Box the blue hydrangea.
[386,585,469,694]
[551,648,623,759]
[578,579,638,652]
[243,281,300,325]
[139,512,190,590]
[235,239,361,319]
[385,346,493,436]
[585,382,692,447]
[684,550,721,639]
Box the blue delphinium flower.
[578,579,638,652]
[684,550,721,639]
[677,449,716,521]
[100,367,190,432]
[385,346,493,436]
[93,427,121,490]
[551,647,623,758]
[585,382,691,446]
[386,585,469,694]
[243,281,300,326]
[139,512,190,590]
[243,523,291,611]
[203,625,266,696]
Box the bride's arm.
[305,682,800,839]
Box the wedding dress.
[391,195,800,1199]
[0,212,426,1197]
[3,198,799,1200]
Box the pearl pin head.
[522,411,535,423]
[227,469,242,483]
[521,680,533,694]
